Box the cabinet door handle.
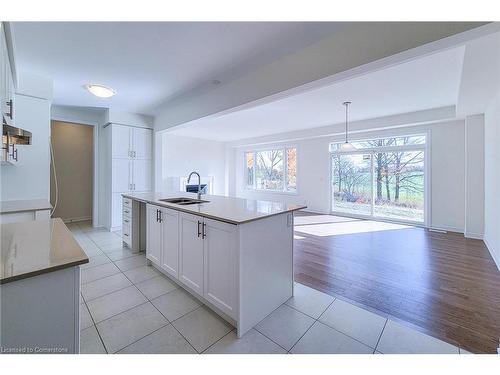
[202,222,207,239]
[156,209,159,223]
[133,183,136,191]
[159,210,163,223]
[197,221,201,238]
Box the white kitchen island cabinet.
[135,192,305,337]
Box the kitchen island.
[0,218,88,353]
[122,192,306,337]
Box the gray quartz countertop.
[122,192,307,225]
[0,199,52,214]
[0,218,89,284]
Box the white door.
[112,159,132,192]
[132,159,151,192]
[203,218,237,318]
[146,204,161,265]
[178,213,204,296]
[111,124,132,159]
[133,127,152,159]
[161,208,179,279]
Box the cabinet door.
[112,159,132,192]
[132,159,151,192]
[132,127,152,159]
[203,218,238,318]
[161,208,179,279]
[111,192,124,229]
[111,124,132,159]
[178,213,204,296]
[146,204,161,265]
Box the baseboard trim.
[428,225,463,234]
[484,237,500,272]
[299,208,329,215]
[63,216,92,223]
[464,232,484,240]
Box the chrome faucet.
[187,171,202,200]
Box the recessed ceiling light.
[84,84,116,98]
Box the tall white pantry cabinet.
[103,123,152,231]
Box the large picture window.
[331,135,426,223]
[245,147,297,192]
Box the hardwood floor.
[293,213,500,354]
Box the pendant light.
[340,101,356,151]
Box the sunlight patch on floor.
[294,215,361,226]
[294,217,414,237]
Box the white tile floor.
[71,221,470,354]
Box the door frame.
[329,132,430,227]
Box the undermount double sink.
[159,197,209,205]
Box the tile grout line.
[121,269,200,354]
[81,292,108,354]
[201,328,237,354]
[287,319,317,354]
[373,319,388,354]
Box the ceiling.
[11,22,347,114]
[168,46,466,141]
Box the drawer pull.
[124,219,129,223]
[124,233,129,237]
[124,210,130,214]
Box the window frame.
[329,132,430,227]
[244,145,298,195]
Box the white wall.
[464,114,485,239]
[159,133,226,196]
[230,119,468,232]
[51,105,104,126]
[484,91,500,269]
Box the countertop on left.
[0,199,52,214]
[0,218,89,284]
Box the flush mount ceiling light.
[340,101,356,151]
[84,84,117,98]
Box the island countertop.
[0,218,89,284]
[122,192,307,225]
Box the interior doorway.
[50,120,94,223]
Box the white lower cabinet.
[160,208,179,279]
[202,217,238,317]
[145,206,238,319]
[146,204,161,265]
[178,212,204,296]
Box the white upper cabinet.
[132,127,152,159]
[112,159,132,192]
[108,123,152,230]
[1,24,15,127]
[132,159,152,192]
[111,124,132,159]
[111,124,152,159]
